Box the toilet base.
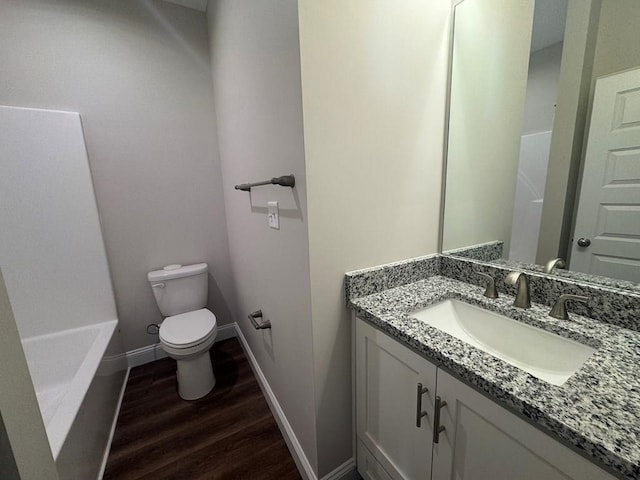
[175,352,216,400]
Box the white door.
[431,370,615,480]
[355,318,437,480]
[570,67,640,281]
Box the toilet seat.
[160,308,217,349]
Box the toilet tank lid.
[148,263,208,282]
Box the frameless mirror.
[441,0,640,289]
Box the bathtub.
[21,320,128,479]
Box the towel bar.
[234,174,295,192]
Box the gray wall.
[522,42,564,135]
[0,0,237,351]
[207,0,319,474]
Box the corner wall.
[298,1,451,475]
[207,0,318,473]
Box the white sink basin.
[410,299,595,386]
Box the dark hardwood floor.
[104,338,302,480]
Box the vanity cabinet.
[355,317,615,480]
[356,317,437,479]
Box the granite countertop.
[350,276,640,479]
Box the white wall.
[298,1,451,475]
[207,0,318,473]
[443,0,535,252]
[0,0,236,351]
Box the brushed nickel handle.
[416,383,429,428]
[433,396,447,444]
[248,310,271,329]
[549,294,589,320]
[477,272,498,298]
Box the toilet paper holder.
[248,310,271,329]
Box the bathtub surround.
[0,106,129,479]
[0,0,237,352]
[0,107,117,339]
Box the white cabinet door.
[431,369,616,480]
[356,318,437,480]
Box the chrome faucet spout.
[504,271,531,309]
[544,257,566,274]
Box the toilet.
[147,263,217,400]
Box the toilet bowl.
[148,263,218,400]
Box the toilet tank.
[147,263,208,317]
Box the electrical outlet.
[268,201,279,229]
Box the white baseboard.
[234,324,358,480]
[126,323,237,368]
[234,324,317,480]
[320,458,359,480]
[98,366,130,480]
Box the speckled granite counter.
[349,276,640,479]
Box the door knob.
[577,238,591,247]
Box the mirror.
[441,0,640,289]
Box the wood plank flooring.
[104,338,302,480]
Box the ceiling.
[163,0,208,12]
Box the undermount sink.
[410,300,595,386]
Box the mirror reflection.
[441,0,640,287]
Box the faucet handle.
[476,272,498,299]
[544,257,566,274]
[549,294,588,320]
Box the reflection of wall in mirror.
[443,0,534,253]
[509,42,563,263]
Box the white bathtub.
[21,320,128,479]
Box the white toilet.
[147,263,218,400]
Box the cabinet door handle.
[433,396,447,443]
[415,383,429,428]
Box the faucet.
[549,294,588,320]
[544,257,566,274]
[504,271,531,308]
[477,272,498,298]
